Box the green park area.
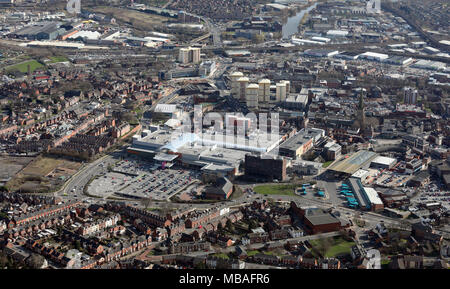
[6,59,44,73]
[310,236,355,258]
[253,184,297,196]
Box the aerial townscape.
[0,0,449,272]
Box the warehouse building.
[12,22,63,40]
[358,52,389,62]
[384,56,414,66]
[304,49,339,58]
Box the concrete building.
[230,71,244,98]
[245,83,259,109]
[179,47,190,63]
[237,77,249,101]
[258,79,271,103]
[178,47,201,64]
[276,81,287,102]
[199,60,216,77]
[403,87,418,105]
[325,142,342,161]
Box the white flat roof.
[326,30,349,36]
[352,169,369,179]
[371,156,397,166]
[154,104,178,113]
[360,52,389,59]
[69,30,101,40]
[363,187,383,205]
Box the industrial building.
[334,51,359,60]
[326,30,349,38]
[12,22,63,40]
[411,60,446,71]
[384,56,414,66]
[304,49,339,58]
[358,52,389,62]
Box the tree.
[248,219,258,231]
[226,219,234,233]
[26,253,46,269]
[74,240,82,251]
[315,238,333,257]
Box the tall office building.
[258,79,271,103]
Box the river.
[282,3,318,39]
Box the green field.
[6,60,44,73]
[213,253,229,259]
[49,56,69,63]
[322,160,333,168]
[253,184,297,196]
[247,250,259,257]
[310,237,355,258]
